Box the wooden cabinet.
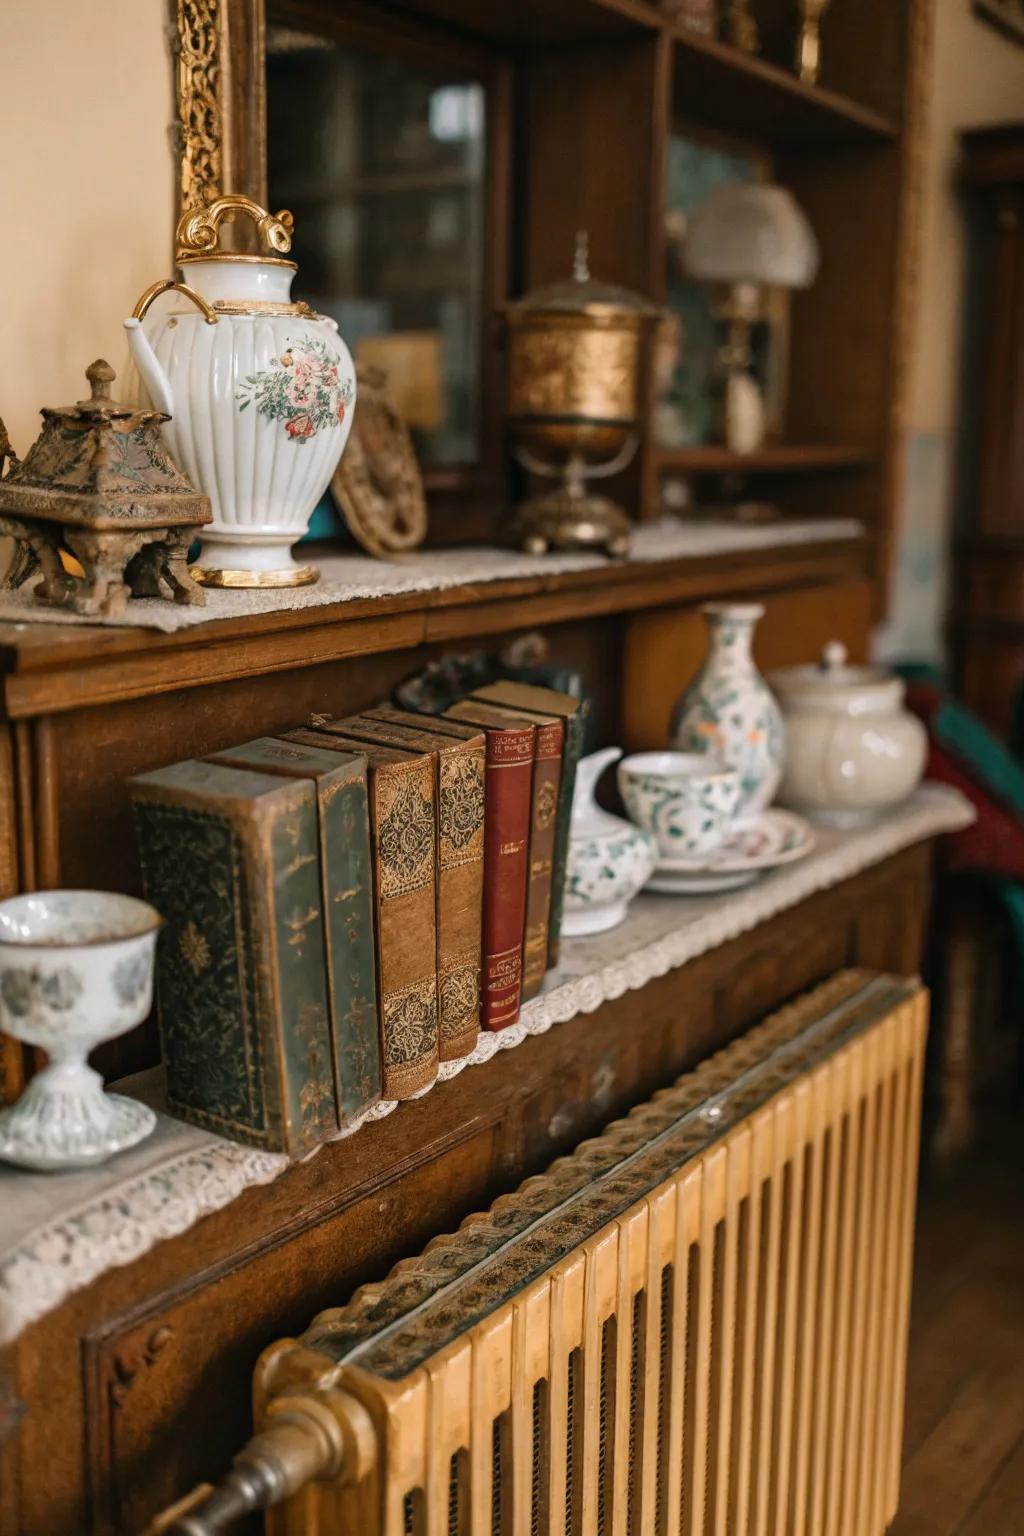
[0,842,933,1536]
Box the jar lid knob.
[821,640,848,672]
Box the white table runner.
[0,517,863,634]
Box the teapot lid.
[770,641,903,711]
[175,194,298,271]
[506,232,657,321]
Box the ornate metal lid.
[0,361,211,530]
[505,232,657,322]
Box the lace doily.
[0,784,972,1344]
[0,517,863,634]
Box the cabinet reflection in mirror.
[266,15,491,471]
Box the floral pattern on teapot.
[236,337,353,443]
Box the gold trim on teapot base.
[191,563,320,589]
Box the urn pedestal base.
[191,529,320,589]
[513,487,632,559]
[0,1060,156,1172]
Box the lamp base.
[513,486,632,559]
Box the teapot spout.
[123,318,174,417]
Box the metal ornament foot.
[513,487,633,559]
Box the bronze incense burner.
[0,360,211,619]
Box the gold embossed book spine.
[286,731,439,1100]
[320,715,486,1064]
[152,971,927,1536]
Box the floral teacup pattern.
[618,751,742,858]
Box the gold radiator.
[153,970,927,1536]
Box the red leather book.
[444,700,536,1031]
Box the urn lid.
[505,232,658,324]
[769,641,904,715]
[0,361,211,531]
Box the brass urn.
[502,234,656,558]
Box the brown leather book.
[443,701,536,1031]
[468,681,587,967]
[315,713,485,1064]
[284,729,438,1100]
[455,702,564,999]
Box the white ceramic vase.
[562,747,656,937]
[0,891,161,1171]
[124,196,355,588]
[670,602,784,817]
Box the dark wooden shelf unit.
[671,27,899,144]
[655,443,875,474]
[369,0,665,42]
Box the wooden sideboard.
[0,532,870,1097]
[0,836,934,1536]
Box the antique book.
[319,714,485,1063]
[443,701,536,1031]
[469,681,588,966]
[129,759,338,1154]
[285,730,438,1099]
[205,737,381,1122]
[457,704,564,999]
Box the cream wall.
[0,0,174,453]
[878,0,1024,661]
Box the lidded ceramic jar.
[124,194,356,589]
[769,641,927,826]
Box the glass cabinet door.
[267,22,489,471]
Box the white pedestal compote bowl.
[0,891,161,1171]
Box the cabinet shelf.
[656,443,875,475]
[672,27,899,144]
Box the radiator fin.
[262,976,927,1536]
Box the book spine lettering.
[265,789,338,1149]
[436,742,485,1059]
[369,758,439,1098]
[480,727,535,1030]
[521,719,564,1000]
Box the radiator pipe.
[148,1390,360,1536]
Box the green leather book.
[206,737,381,1123]
[129,758,338,1154]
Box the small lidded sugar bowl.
[562,747,657,937]
[0,891,161,1171]
[769,641,927,826]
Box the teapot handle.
[176,194,294,262]
[131,280,219,325]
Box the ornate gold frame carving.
[172,0,266,222]
[173,0,226,213]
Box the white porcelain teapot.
[562,747,656,936]
[124,195,356,588]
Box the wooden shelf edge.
[672,25,899,140]
[655,444,876,474]
[0,534,870,718]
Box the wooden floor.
[891,1119,1024,1535]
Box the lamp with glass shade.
[683,183,819,455]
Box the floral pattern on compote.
[236,336,353,443]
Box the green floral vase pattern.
[670,603,784,817]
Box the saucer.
[645,809,815,895]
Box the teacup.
[0,890,161,1171]
[618,751,742,859]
